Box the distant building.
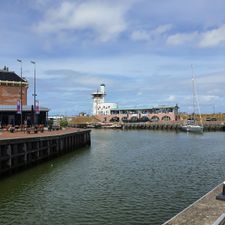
[91,84,117,115]
[0,67,49,126]
[79,112,88,117]
[48,115,64,120]
[92,84,179,122]
[109,105,179,122]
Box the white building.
[91,84,117,115]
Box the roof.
[0,70,27,83]
[111,105,178,111]
[0,105,49,112]
[91,92,105,96]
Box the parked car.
[206,117,217,121]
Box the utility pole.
[17,59,23,129]
[31,61,37,125]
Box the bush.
[60,118,68,127]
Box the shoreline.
[70,122,225,132]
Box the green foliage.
[60,118,68,127]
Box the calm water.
[0,130,225,225]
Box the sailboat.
[181,68,203,133]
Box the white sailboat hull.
[181,124,203,133]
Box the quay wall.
[122,123,225,131]
[0,129,91,177]
[163,182,225,225]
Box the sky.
[1,0,225,115]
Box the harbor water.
[0,130,225,225]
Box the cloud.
[152,24,173,35]
[131,24,173,42]
[166,32,198,46]
[167,95,176,102]
[197,71,225,84]
[42,69,114,87]
[199,95,221,103]
[131,30,149,41]
[166,24,225,48]
[35,0,133,42]
[198,24,225,47]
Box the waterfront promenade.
[0,128,84,140]
[163,183,225,225]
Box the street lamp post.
[17,59,23,129]
[31,61,37,125]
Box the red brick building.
[0,67,48,126]
[0,68,28,105]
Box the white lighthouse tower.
[92,84,106,115]
[91,84,118,115]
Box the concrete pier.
[0,128,91,177]
[163,183,225,225]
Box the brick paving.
[0,128,83,140]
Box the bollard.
[216,181,225,201]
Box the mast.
[191,65,196,121]
[191,65,203,126]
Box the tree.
[60,118,68,127]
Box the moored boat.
[181,124,203,133]
[181,66,204,134]
[101,123,122,129]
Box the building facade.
[92,84,179,122]
[0,67,49,127]
[0,68,28,105]
[91,84,118,115]
[109,105,179,122]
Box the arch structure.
[162,116,171,121]
[96,105,178,123]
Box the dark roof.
[0,105,49,112]
[0,70,27,82]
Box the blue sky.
[1,0,225,115]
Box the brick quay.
[0,128,91,177]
